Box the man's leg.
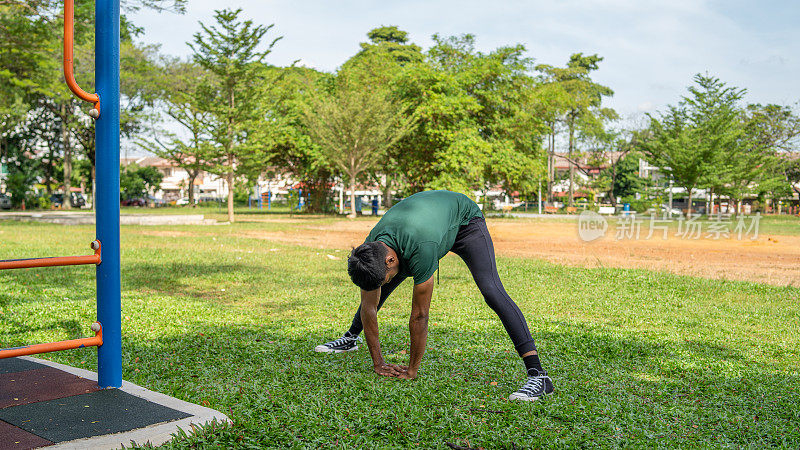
[451,217,553,400]
[346,274,407,336]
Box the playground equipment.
[0,0,121,389]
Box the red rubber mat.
[0,419,53,450]
[0,367,100,409]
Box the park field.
[1,215,799,448]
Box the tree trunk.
[188,172,197,205]
[568,121,575,207]
[348,176,357,219]
[61,103,72,210]
[226,162,235,223]
[227,87,236,223]
[686,187,693,218]
[609,170,618,208]
[709,188,714,216]
[547,133,556,203]
[45,143,55,195]
[383,173,393,209]
[547,131,555,204]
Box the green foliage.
[248,65,333,212]
[189,8,281,222]
[232,185,251,206]
[785,156,800,197]
[0,0,180,205]
[2,133,40,207]
[394,34,545,196]
[31,194,52,209]
[643,74,800,215]
[120,163,163,200]
[137,59,215,205]
[740,104,800,200]
[643,75,745,215]
[302,53,416,216]
[535,53,617,205]
[357,25,423,64]
[613,151,648,199]
[4,5,796,215]
[619,195,656,213]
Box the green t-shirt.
[366,190,483,284]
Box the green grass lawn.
[1,219,798,448]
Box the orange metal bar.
[0,240,101,270]
[64,0,100,118]
[0,322,103,359]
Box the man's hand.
[373,363,408,378]
[397,368,417,380]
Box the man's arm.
[360,287,405,377]
[401,275,434,379]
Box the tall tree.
[350,26,424,207]
[735,103,800,211]
[246,65,333,212]
[357,25,423,64]
[536,54,616,206]
[643,74,744,217]
[393,34,545,199]
[302,60,416,218]
[0,0,186,208]
[189,7,279,222]
[530,74,570,202]
[138,59,213,205]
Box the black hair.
[347,241,388,291]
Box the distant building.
[121,156,228,201]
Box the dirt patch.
[236,221,373,249]
[237,219,800,287]
[488,221,800,287]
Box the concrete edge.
[0,213,215,226]
[20,356,230,449]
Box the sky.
[128,0,800,123]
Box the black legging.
[347,217,537,356]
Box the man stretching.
[315,190,553,401]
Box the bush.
[621,196,657,213]
[233,190,250,206]
[31,195,52,209]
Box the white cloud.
[637,101,654,112]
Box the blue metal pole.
[95,0,121,389]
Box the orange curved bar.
[0,322,103,359]
[0,240,101,270]
[64,0,100,117]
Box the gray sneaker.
[509,372,554,401]
[314,333,360,353]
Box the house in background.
[121,156,228,201]
[121,157,307,204]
